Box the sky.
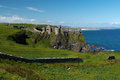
[0,0,120,28]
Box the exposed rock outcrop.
[50,31,93,53]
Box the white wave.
[104,49,115,52]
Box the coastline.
[87,44,115,53]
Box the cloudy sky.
[0,0,120,28]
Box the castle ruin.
[40,25,82,35]
[41,25,63,35]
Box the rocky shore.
[50,31,105,53]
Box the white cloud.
[59,21,65,24]
[111,22,120,25]
[0,16,36,23]
[26,7,44,13]
[0,16,65,25]
[0,5,18,10]
[1,15,119,28]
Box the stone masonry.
[41,25,82,35]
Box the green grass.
[0,68,25,80]
[0,24,120,80]
[0,58,120,80]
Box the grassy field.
[0,24,120,80]
[0,54,120,80]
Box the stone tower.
[59,25,63,34]
[55,27,59,35]
[42,27,46,33]
[46,25,52,34]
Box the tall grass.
[0,58,120,80]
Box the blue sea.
[82,29,120,52]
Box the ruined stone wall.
[0,53,83,63]
[55,28,59,35]
[46,25,51,34]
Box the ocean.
[82,29,120,52]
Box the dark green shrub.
[7,30,29,45]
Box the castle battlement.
[41,25,82,35]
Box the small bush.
[7,30,29,45]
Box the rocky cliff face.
[50,31,92,53]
